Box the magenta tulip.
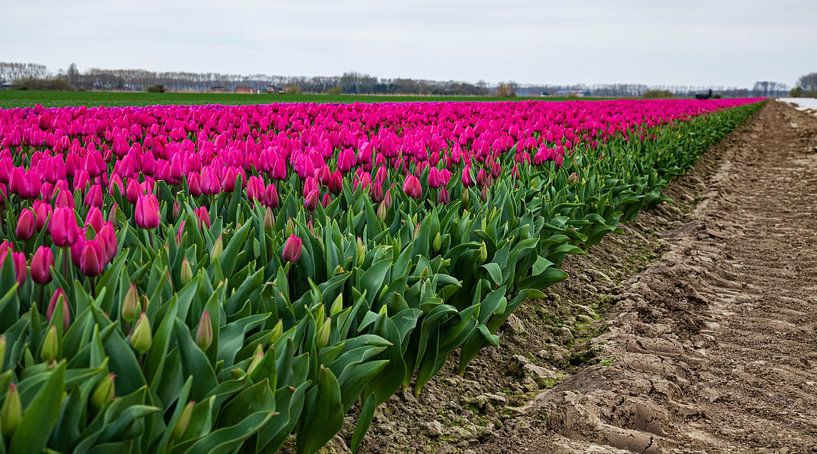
[50,207,80,247]
[282,234,302,263]
[31,246,54,284]
[135,194,160,229]
[403,175,422,199]
[47,288,71,329]
[15,209,35,240]
[79,240,105,276]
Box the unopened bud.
[91,373,116,410]
[40,325,59,363]
[130,313,153,354]
[121,284,140,323]
[172,400,195,439]
[210,235,223,260]
[1,383,21,436]
[316,319,331,348]
[263,207,275,231]
[432,232,442,253]
[195,311,213,351]
[330,293,343,316]
[270,319,283,343]
[247,344,264,376]
[180,257,193,285]
[479,242,488,263]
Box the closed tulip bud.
[180,257,193,285]
[0,336,5,371]
[195,311,213,351]
[210,235,223,259]
[479,241,488,263]
[31,246,54,284]
[247,344,264,376]
[462,187,471,205]
[304,188,319,211]
[130,313,152,354]
[1,383,22,436]
[40,325,59,362]
[91,373,116,410]
[107,203,118,223]
[356,237,366,267]
[330,293,343,316]
[285,219,295,237]
[172,401,195,440]
[121,284,140,323]
[263,207,274,232]
[376,201,388,222]
[85,206,104,233]
[316,319,331,348]
[437,188,450,205]
[270,319,284,343]
[135,194,160,229]
[433,232,442,253]
[79,240,105,277]
[194,206,211,229]
[281,234,302,263]
[15,209,35,240]
[47,288,71,328]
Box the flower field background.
[0,98,762,453]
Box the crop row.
[0,99,761,453]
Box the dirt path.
[351,102,817,454]
[488,101,817,453]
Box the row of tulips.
[0,99,762,453]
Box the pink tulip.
[15,209,35,240]
[194,206,211,228]
[135,194,160,229]
[47,288,71,328]
[282,234,302,263]
[50,207,80,247]
[402,175,422,200]
[79,240,106,276]
[31,246,54,284]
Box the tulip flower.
[31,246,54,284]
[32,200,51,231]
[403,175,422,199]
[304,189,319,211]
[130,313,153,354]
[78,240,106,276]
[15,209,35,240]
[1,383,21,436]
[47,288,71,328]
[135,194,160,229]
[282,234,302,263]
[194,206,211,229]
[195,311,213,351]
[50,207,80,247]
[91,373,116,410]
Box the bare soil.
[340,101,817,454]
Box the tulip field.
[0,98,762,453]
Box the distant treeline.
[0,62,793,98]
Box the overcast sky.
[2,0,815,88]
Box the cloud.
[2,0,815,87]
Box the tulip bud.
[281,234,302,263]
[263,207,274,232]
[1,383,22,436]
[31,246,54,284]
[172,401,195,440]
[270,319,284,343]
[433,232,442,253]
[330,293,345,317]
[180,257,193,285]
[107,203,118,223]
[172,200,181,221]
[40,325,59,362]
[0,336,5,371]
[247,344,264,376]
[15,209,35,240]
[462,188,471,205]
[285,219,295,237]
[47,288,71,329]
[130,313,152,354]
[121,284,140,323]
[91,373,116,410]
[355,237,366,268]
[195,311,213,351]
[316,319,331,348]
[210,235,223,260]
[376,201,388,222]
[479,242,488,263]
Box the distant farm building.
[234,86,255,94]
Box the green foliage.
[0,102,762,452]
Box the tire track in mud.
[494,102,817,453]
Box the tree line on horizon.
[0,62,802,98]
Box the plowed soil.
[344,101,817,454]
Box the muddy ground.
[338,101,817,454]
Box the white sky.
[2,0,816,87]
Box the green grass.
[0,90,606,108]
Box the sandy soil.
[340,102,817,454]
